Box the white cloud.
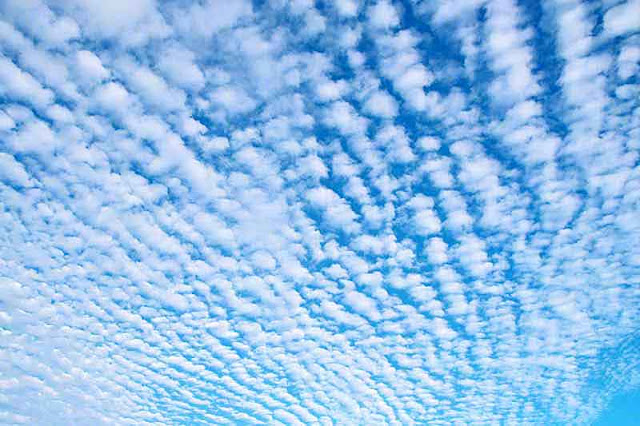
[75,50,109,84]
[344,290,381,321]
[334,0,359,17]
[484,0,540,105]
[369,1,400,30]
[251,250,277,270]
[209,85,257,115]
[0,110,16,131]
[315,79,349,102]
[425,237,448,265]
[0,152,33,187]
[363,90,399,118]
[417,136,441,152]
[116,58,187,112]
[306,186,361,234]
[92,82,135,116]
[157,45,205,91]
[617,42,640,80]
[0,1,637,424]
[323,101,369,135]
[0,0,80,46]
[376,31,434,111]
[0,55,54,108]
[171,0,252,39]
[604,0,640,37]
[7,119,59,154]
[60,0,170,45]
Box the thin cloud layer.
[0,0,639,424]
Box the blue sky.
[0,0,639,424]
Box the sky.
[0,0,639,424]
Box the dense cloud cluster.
[1,0,639,424]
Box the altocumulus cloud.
[0,0,639,424]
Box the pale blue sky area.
[595,390,640,426]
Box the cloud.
[209,85,257,115]
[0,55,54,108]
[74,50,109,84]
[0,0,79,46]
[368,1,401,30]
[604,0,640,37]
[0,152,33,187]
[425,237,449,265]
[171,0,252,39]
[334,0,359,17]
[59,0,170,45]
[363,90,399,118]
[375,31,434,111]
[157,44,205,91]
[323,100,369,135]
[7,118,59,154]
[0,0,638,425]
[306,186,361,234]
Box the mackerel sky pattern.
[0,0,639,424]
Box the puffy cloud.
[363,90,399,118]
[324,101,369,137]
[157,45,205,91]
[306,186,361,233]
[92,82,135,115]
[484,0,541,105]
[209,85,257,115]
[375,31,434,111]
[617,45,640,82]
[425,237,448,265]
[0,1,637,425]
[417,136,441,152]
[344,290,382,321]
[59,0,170,45]
[0,152,33,187]
[334,0,359,17]
[171,0,252,39]
[315,79,349,102]
[0,110,16,130]
[368,1,400,30]
[604,0,640,37]
[116,58,187,112]
[75,50,109,83]
[0,0,79,46]
[0,55,54,108]
[7,119,59,154]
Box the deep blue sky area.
[0,0,638,424]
